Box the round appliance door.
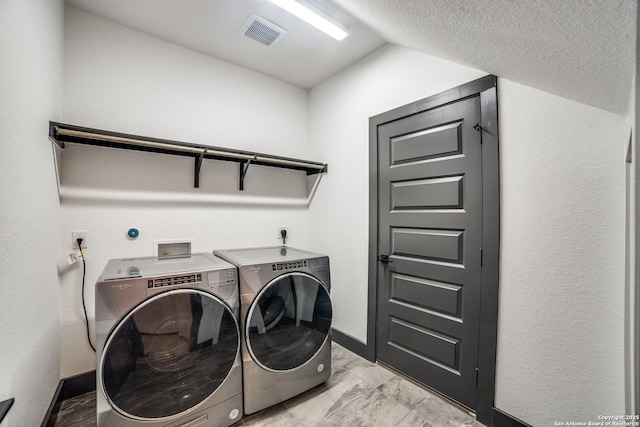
[100,289,239,421]
[246,272,332,371]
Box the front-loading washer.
[213,246,332,414]
[95,253,242,427]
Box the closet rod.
[49,122,328,173]
[57,127,252,160]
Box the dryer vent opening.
[242,14,287,47]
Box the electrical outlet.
[278,227,288,242]
[72,230,88,249]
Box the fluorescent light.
[270,0,348,41]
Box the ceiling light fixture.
[269,0,348,41]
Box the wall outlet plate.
[72,230,87,248]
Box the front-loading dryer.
[95,253,242,427]
[213,246,332,414]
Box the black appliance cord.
[77,239,96,352]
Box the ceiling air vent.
[242,14,286,47]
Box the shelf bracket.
[239,157,255,191]
[194,148,206,188]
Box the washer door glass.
[101,289,239,420]
[247,272,332,371]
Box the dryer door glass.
[101,289,239,420]
[247,272,332,371]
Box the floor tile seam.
[280,375,343,411]
[369,388,416,426]
[375,383,428,411]
[329,367,350,381]
[315,383,379,424]
[279,399,318,421]
[397,409,434,427]
[320,396,411,427]
[281,376,368,423]
[371,403,414,427]
[321,382,414,427]
[346,369,393,389]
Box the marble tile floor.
[54,343,484,427]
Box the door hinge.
[475,367,479,386]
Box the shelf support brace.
[194,148,206,188]
[239,157,255,191]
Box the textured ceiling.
[332,0,636,115]
[65,0,636,115]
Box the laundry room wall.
[0,0,64,425]
[625,27,638,416]
[496,79,626,425]
[308,45,628,426]
[59,6,312,377]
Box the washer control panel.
[147,273,201,289]
[272,260,308,271]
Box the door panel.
[376,96,482,410]
[390,121,463,164]
[390,273,462,317]
[388,318,460,370]
[392,228,464,263]
[391,176,464,210]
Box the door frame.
[366,75,500,424]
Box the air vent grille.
[242,14,286,47]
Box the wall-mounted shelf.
[49,122,328,191]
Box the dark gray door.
[376,95,483,410]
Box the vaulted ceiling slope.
[63,0,386,90]
[65,0,635,116]
[333,0,636,116]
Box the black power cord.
[77,238,96,352]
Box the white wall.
[0,0,64,425]
[60,7,312,377]
[309,45,628,425]
[496,79,627,425]
[625,66,636,416]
